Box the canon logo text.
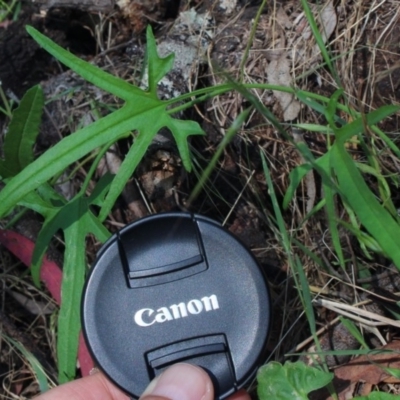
[134,294,219,327]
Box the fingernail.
[140,363,213,400]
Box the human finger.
[33,371,129,400]
[226,389,252,400]
[140,363,213,400]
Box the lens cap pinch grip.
[82,212,271,400]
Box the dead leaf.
[319,1,337,43]
[266,55,301,121]
[331,340,400,399]
[275,6,292,29]
[312,1,337,59]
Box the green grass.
[0,0,20,22]
[1,0,400,398]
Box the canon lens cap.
[82,212,271,399]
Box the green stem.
[166,83,354,116]
[187,108,251,205]
[79,141,115,195]
[239,0,267,82]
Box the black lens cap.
[82,212,271,399]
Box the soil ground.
[1,0,400,399]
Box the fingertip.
[140,363,213,400]
[227,389,252,400]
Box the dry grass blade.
[314,298,400,329]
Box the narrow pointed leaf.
[4,335,50,393]
[325,89,343,130]
[0,85,44,177]
[166,118,205,171]
[283,105,400,208]
[57,198,110,383]
[331,143,400,267]
[283,164,313,209]
[0,108,130,217]
[87,172,113,206]
[98,122,158,221]
[86,211,111,242]
[26,26,145,101]
[323,181,345,269]
[30,194,86,286]
[19,190,58,217]
[335,105,400,143]
[146,25,175,95]
[58,216,85,383]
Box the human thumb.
[139,363,214,400]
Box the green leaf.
[145,25,175,95]
[283,163,313,209]
[283,105,400,208]
[26,182,110,382]
[339,316,369,349]
[335,105,400,144]
[0,85,44,177]
[57,194,109,383]
[356,162,396,217]
[25,28,144,102]
[98,116,204,221]
[382,366,400,380]
[0,25,207,382]
[0,26,205,221]
[189,109,250,202]
[331,142,400,267]
[88,172,113,206]
[338,219,383,258]
[323,180,345,269]
[166,118,205,171]
[300,0,339,84]
[292,123,334,134]
[257,361,333,400]
[325,89,344,131]
[57,212,85,383]
[261,152,292,258]
[295,90,347,126]
[19,189,58,217]
[357,393,400,399]
[3,335,50,393]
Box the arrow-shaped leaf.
[0,26,205,220]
